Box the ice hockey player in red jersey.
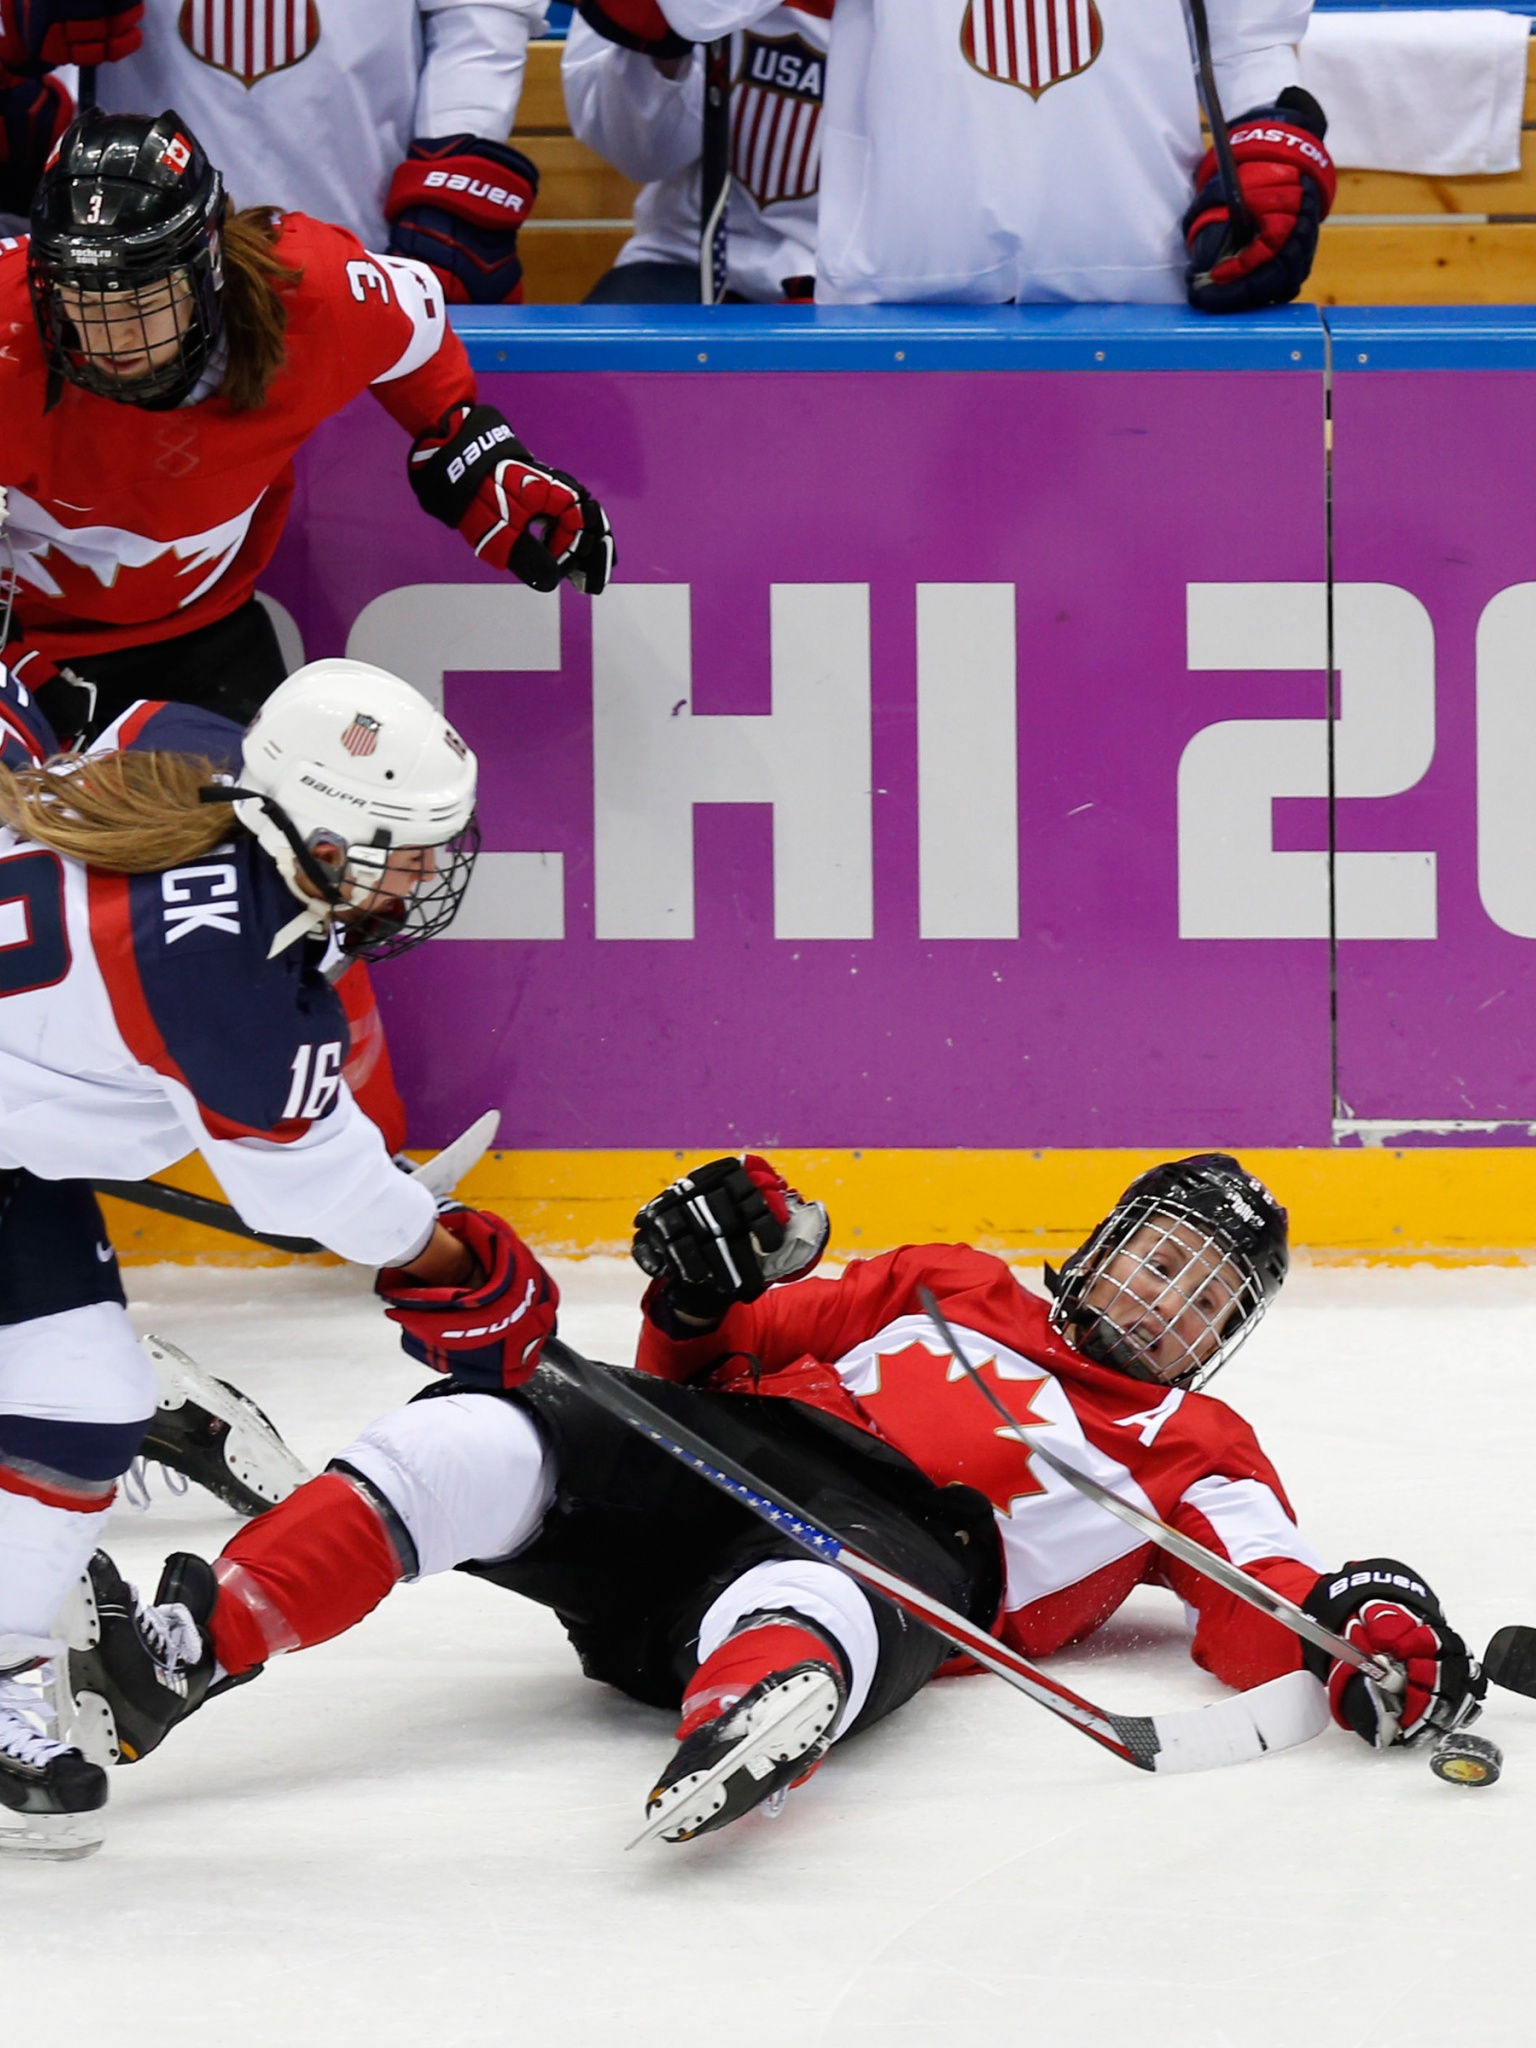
[72,1151,1481,1846]
[0,654,556,1857]
[1,106,613,748]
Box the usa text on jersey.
[732,33,824,210]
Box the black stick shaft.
[699,37,731,304]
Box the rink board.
[209,303,1536,1263]
[263,306,1332,1154]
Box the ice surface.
[6,1258,1534,2048]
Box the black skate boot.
[135,1334,310,1517]
[67,1550,218,1765]
[0,1671,109,1860]
[638,1656,847,1846]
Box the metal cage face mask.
[335,818,482,963]
[32,249,221,409]
[1049,1193,1269,1392]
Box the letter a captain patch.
[960,0,1103,100]
[179,0,322,90]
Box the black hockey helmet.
[28,108,224,410]
[1045,1154,1289,1391]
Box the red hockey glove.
[1184,87,1335,315]
[1300,1558,1483,1749]
[0,0,141,82]
[408,402,615,595]
[385,135,539,306]
[377,1208,560,1391]
[633,1154,831,1321]
[577,0,694,59]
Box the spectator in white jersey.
[12,0,550,305]
[563,4,825,304]
[578,0,1335,314]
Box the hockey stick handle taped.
[539,1336,1153,1768]
[917,1288,1401,1692]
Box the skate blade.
[0,1811,105,1860]
[142,1335,311,1508]
[628,1670,840,1850]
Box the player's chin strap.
[200,784,343,957]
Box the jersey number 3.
[0,850,70,998]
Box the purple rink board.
[264,318,1330,1152]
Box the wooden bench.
[513,34,1536,307]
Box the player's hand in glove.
[385,135,538,306]
[577,0,694,59]
[0,0,142,82]
[1300,1557,1484,1748]
[633,1154,830,1323]
[1184,87,1335,315]
[377,1208,559,1390]
[408,402,615,595]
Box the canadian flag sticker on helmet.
[341,713,381,758]
[161,133,194,175]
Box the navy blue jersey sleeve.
[0,664,59,768]
[101,698,243,771]
[87,835,351,1143]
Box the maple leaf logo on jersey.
[960,0,1103,101]
[859,1338,1054,1511]
[179,0,322,91]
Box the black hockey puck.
[1429,1732,1503,1788]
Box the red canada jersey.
[0,216,474,662]
[637,1244,1326,1692]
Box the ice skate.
[635,1655,846,1847]
[0,1670,108,1860]
[65,1551,217,1766]
[135,1334,311,1518]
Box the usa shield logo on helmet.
[341,714,381,758]
[179,0,322,91]
[960,0,1104,100]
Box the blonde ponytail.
[0,752,238,873]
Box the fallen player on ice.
[64,1152,1489,1848]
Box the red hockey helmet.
[1046,1154,1289,1391]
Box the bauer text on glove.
[378,1209,559,1390]
[408,402,615,595]
[1300,1556,1483,1748]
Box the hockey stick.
[1481,1627,1536,1699]
[93,1108,501,1255]
[1185,0,1257,286]
[77,67,97,112]
[917,1288,1401,1692]
[699,36,731,303]
[539,1335,1329,1776]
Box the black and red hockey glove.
[633,1154,830,1322]
[1301,1557,1483,1749]
[577,0,693,59]
[377,1208,560,1391]
[385,135,538,307]
[408,402,615,595]
[1184,87,1336,315]
[0,0,141,82]
[0,72,70,213]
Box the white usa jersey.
[563,7,827,303]
[659,0,1312,304]
[96,0,548,248]
[0,688,435,1266]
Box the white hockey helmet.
[230,658,479,960]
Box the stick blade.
[410,1110,500,1200]
[1484,1625,1536,1699]
[1147,1671,1330,1775]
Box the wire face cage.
[338,819,482,962]
[1051,1191,1269,1390]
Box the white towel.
[1297,10,1530,176]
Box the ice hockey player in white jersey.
[0,656,556,1856]
[75,1154,1482,1848]
[563,3,826,303]
[577,0,1333,312]
[38,0,550,303]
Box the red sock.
[209,1473,405,1676]
[677,1620,842,1738]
